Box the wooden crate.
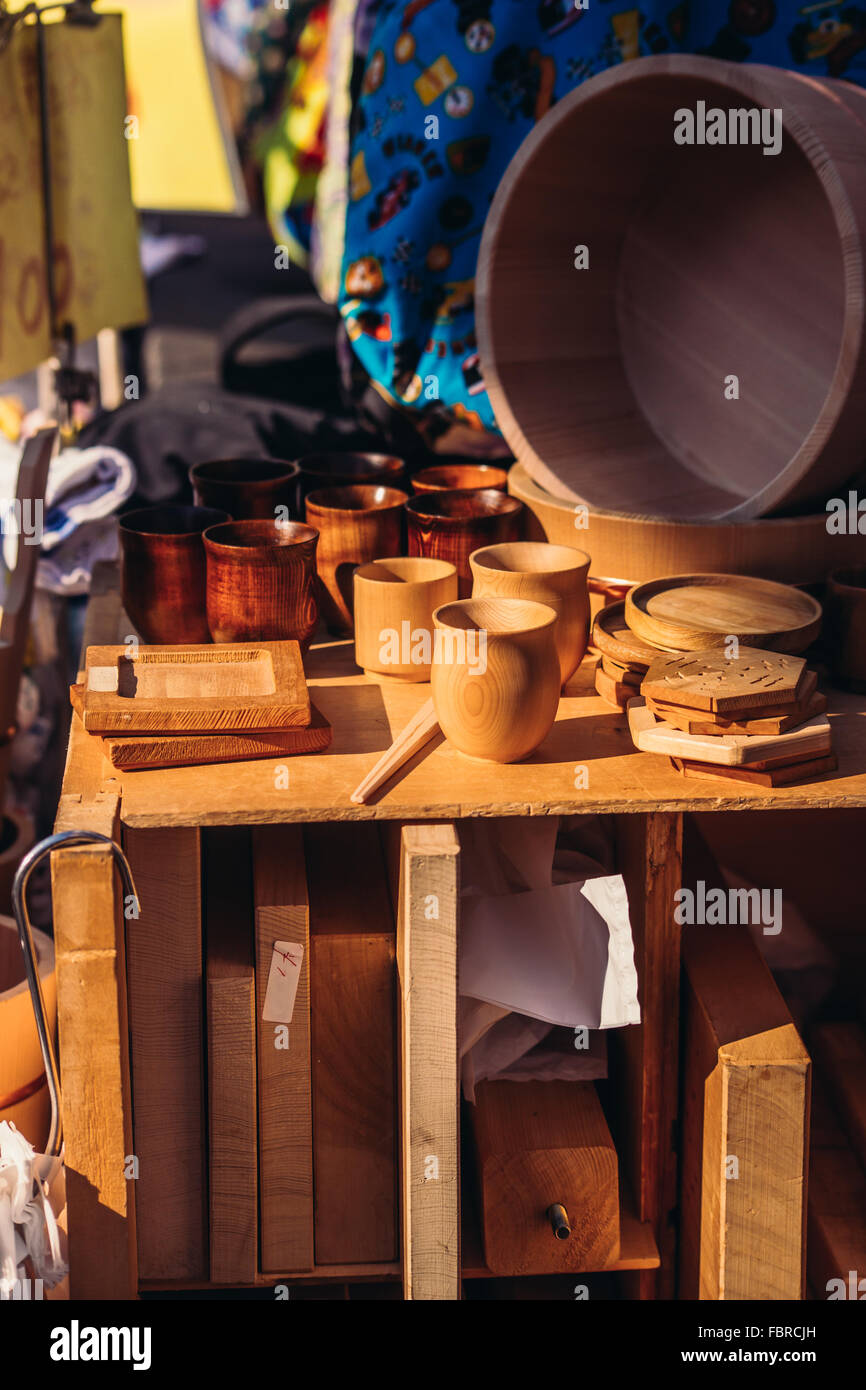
[50,563,866,1300]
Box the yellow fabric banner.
[0,14,147,381]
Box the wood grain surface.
[626,576,822,654]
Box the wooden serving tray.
[628,697,832,767]
[78,641,311,735]
[625,575,822,654]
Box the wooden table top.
[58,566,866,831]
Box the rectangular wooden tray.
[79,641,311,735]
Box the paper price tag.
[262,941,304,1024]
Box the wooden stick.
[350,697,439,804]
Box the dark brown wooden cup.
[411,463,509,494]
[203,519,319,647]
[120,505,229,644]
[304,484,407,635]
[405,488,523,597]
[190,457,300,520]
[295,451,406,507]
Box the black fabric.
[78,379,391,508]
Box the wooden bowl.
[411,464,508,494]
[305,484,408,635]
[190,457,300,521]
[406,488,523,597]
[508,462,866,616]
[354,557,458,681]
[469,541,590,686]
[203,518,319,646]
[431,597,560,762]
[120,505,230,644]
[827,567,866,689]
[478,56,866,521]
[295,451,406,507]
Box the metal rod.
[12,830,138,1157]
[547,1204,571,1241]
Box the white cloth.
[0,1122,67,1297]
[0,438,136,595]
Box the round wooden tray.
[625,574,823,654]
[592,600,669,668]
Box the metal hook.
[12,830,138,1158]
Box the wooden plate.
[79,641,310,735]
[591,600,669,668]
[625,574,822,653]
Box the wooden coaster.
[641,647,806,714]
[672,753,838,788]
[646,675,823,735]
[628,697,832,766]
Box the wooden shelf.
[62,566,866,835]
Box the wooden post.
[51,842,137,1299]
[123,826,207,1280]
[681,923,809,1300]
[396,823,460,1300]
[612,811,682,1300]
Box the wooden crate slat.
[123,826,207,1280]
[397,823,460,1300]
[253,824,314,1272]
[205,828,257,1283]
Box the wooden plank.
[397,823,460,1300]
[122,826,207,1280]
[610,812,682,1300]
[50,843,137,1299]
[252,825,314,1272]
[680,922,809,1301]
[810,1023,866,1169]
[471,1080,619,1276]
[205,828,257,1283]
[307,823,397,1265]
[808,1083,866,1300]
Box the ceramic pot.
[470,540,590,685]
[204,519,319,646]
[431,596,560,761]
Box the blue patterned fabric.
[338,0,866,442]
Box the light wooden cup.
[354,557,458,682]
[431,597,560,762]
[469,541,590,686]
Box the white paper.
[262,941,304,1024]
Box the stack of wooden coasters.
[627,648,835,786]
[591,601,670,709]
